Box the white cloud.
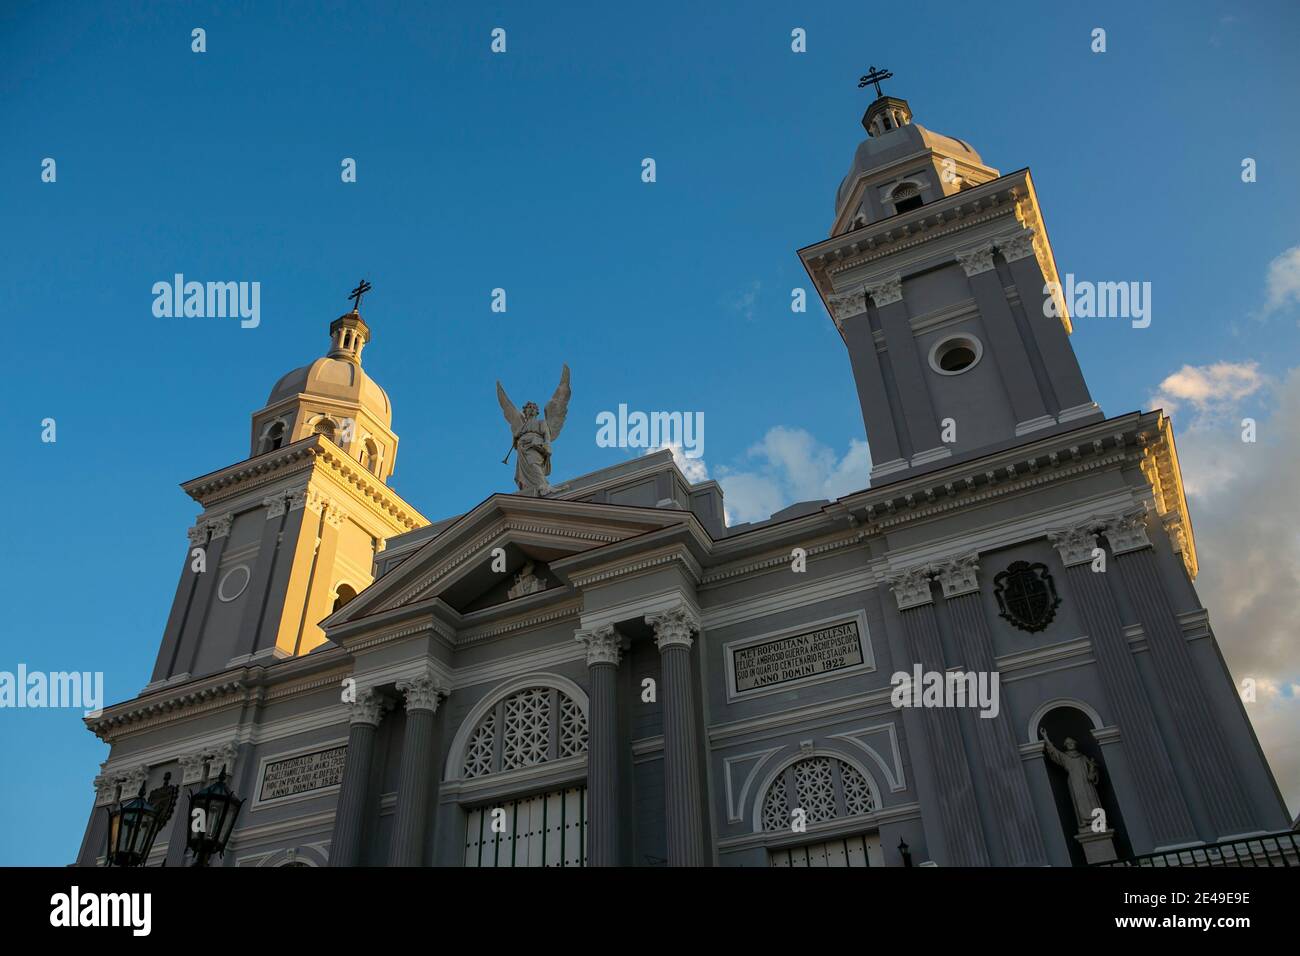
[1160,363,1300,818]
[1150,360,1266,418]
[1262,245,1300,316]
[714,426,873,525]
[651,442,709,484]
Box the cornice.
[567,544,704,589]
[376,518,624,614]
[458,599,584,646]
[807,177,1024,279]
[181,435,426,534]
[1138,413,1198,579]
[85,650,356,744]
[701,529,866,586]
[86,677,250,742]
[839,413,1156,534]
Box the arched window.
[267,421,285,451]
[891,182,923,213]
[461,686,588,779]
[332,584,357,613]
[760,755,877,831]
[361,438,380,475]
[313,418,337,442]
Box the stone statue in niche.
[507,561,546,600]
[1040,728,1102,832]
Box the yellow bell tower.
[146,296,427,689]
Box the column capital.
[1048,522,1100,567]
[263,495,288,519]
[826,286,867,323]
[865,272,903,307]
[177,742,238,785]
[956,241,997,276]
[994,227,1037,263]
[323,504,348,529]
[576,624,623,666]
[396,673,447,713]
[92,772,119,807]
[1100,508,1152,555]
[207,513,234,539]
[186,523,209,547]
[178,750,208,785]
[648,604,700,651]
[349,688,386,727]
[886,564,934,610]
[934,552,980,598]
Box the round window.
[218,565,251,603]
[928,335,983,376]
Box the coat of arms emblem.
[993,561,1061,633]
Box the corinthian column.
[647,603,705,867]
[575,624,624,866]
[1047,519,1196,846]
[886,564,990,866]
[388,671,446,866]
[329,689,385,866]
[934,554,1048,866]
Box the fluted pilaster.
[329,690,384,866]
[936,554,1049,866]
[647,604,705,867]
[576,624,623,866]
[1048,519,1197,845]
[388,673,446,866]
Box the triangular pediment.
[325,494,696,628]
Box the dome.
[835,122,985,216]
[267,356,392,426]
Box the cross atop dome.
[348,278,372,313]
[855,64,913,137]
[857,65,894,98]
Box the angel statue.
[496,364,571,497]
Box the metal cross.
[857,66,894,98]
[348,279,372,312]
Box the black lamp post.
[898,837,914,868]
[186,767,244,867]
[104,781,164,867]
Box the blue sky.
[2,1,1298,864]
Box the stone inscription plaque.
[259,746,347,802]
[732,621,864,693]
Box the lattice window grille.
[461,686,589,779]
[558,693,587,758]
[502,687,551,771]
[462,710,496,779]
[793,757,838,824]
[840,761,877,816]
[762,756,877,831]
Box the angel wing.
[496,380,523,434]
[544,364,571,442]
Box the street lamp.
[104,781,163,867]
[186,767,244,867]
[898,838,914,868]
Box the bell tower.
[801,78,1103,484]
[145,292,427,690]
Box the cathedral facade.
[77,92,1291,867]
